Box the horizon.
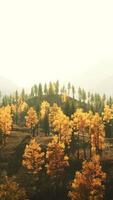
[0,76,112,99]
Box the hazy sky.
[0,0,113,89]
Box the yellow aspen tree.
[46,135,69,178]
[51,111,63,135]
[11,101,28,125]
[102,104,113,122]
[71,109,89,159]
[40,101,50,135]
[25,107,38,137]
[46,136,69,195]
[18,100,28,113]
[49,104,72,145]
[17,100,28,126]
[49,103,63,134]
[22,138,45,174]
[0,106,13,145]
[59,114,72,146]
[86,111,94,158]
[40,101,50,120]
[68,155,106,200]
[102,104,113,138]
[90,113,105,155]
[0,176,28,200]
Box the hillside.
[26,94,88,116]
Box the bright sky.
[0,0,113,89]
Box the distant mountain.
[1,74,113,97]
[92,75,113,96]
[0,76,19,95]
[74,62,113,96]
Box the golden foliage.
[46,135,69,177]
[11,101,28,114]
[22,138,45,174]
[18,100,28,113]
[102,104,113,122]
[25,107,38,128]
[0,176,28,200]
[69,155,106,200]
[49,103,63,132]
[71,109,105,155]
[59,114,72,145]
[49,104,72,145]
[90,113,105,152]
[71,108,90,132]
[40,101,50,119]
[0,105,12,135]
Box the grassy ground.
[0,131,113,199]
[0,131,30,175]
[0,131,52,175]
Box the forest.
[0,81,113,200]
